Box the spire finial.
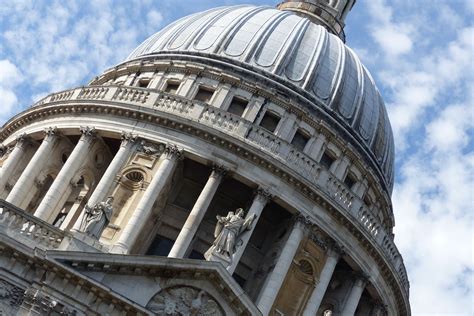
[277,0,356,42]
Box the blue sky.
[0,1,472,314]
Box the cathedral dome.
[126,5,395,191]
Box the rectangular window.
[138,79,150,88]
[193,87,215,103]
[320,151,336,169]
[227,96,248,117]
[146,235,174,256]
[165,81,180,94]
[291,129,310,151]
[344,172,357,189]
[259,111,280,132]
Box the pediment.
[47,251,260,315]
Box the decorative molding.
[137,140,165,157]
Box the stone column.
[303,244,343,316]
[341,274,368,316]
[0,134,30,192]
[257,217,306,315]
[34,127,96,222]
[111,145,182,254]
[71,132,137,232]
[6,128,58,208]
[227,188,272,274]
[168,165,227,258]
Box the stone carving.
[79,126,96,138]
[22,288,76,315]
[80,196,114,238]
[137,140,165,156]
[205,208,256,266]
[146,286,223,315]
[0,280,24,314]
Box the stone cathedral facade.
[0,0,410,315]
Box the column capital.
[43,127,59,138]
[15,133,31,149]
[79,126,97,139]
[254,187,273,203]
[120,132,138,147]
[294,214,314,232]
[210,164,228,179]
[353,271,370,287]
[163,144,183,160]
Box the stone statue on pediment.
[80,196,114,239]
[205,208,256,266]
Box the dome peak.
[277,0,356,42]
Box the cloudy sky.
[0,0,472,314]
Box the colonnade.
[0,127,372,315]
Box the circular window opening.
[125,171,144,183]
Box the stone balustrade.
[27,86,409,294]
[77,87,109,100]
[0,199,65,249]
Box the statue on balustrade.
[80,196,114,239]
[205,208,256,266]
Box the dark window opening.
[344,172,357,189]
[320,151,336,169]
[227,97,248,117]
[138,79,150,88]
[232,273,246,288]
[188,250,204,260]
[291,129,310,151]
[259,111,280,132]
[364,193,372,207]
[165,81,180,94]
[146,235,174,256]
[194,87,215,103]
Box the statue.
[80,196,114,239]
[204,208,256,266]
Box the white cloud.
[0,59,23,121]
[363,1,474,314]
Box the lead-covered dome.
[126,5,395,191]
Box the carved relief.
[0,280,24,314]
[146,286,223,315]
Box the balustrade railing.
[112,87,150,104]
[77,87,109,100]
[247,126,282,154]
[0,199,65,249]
[27,86,409,294]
